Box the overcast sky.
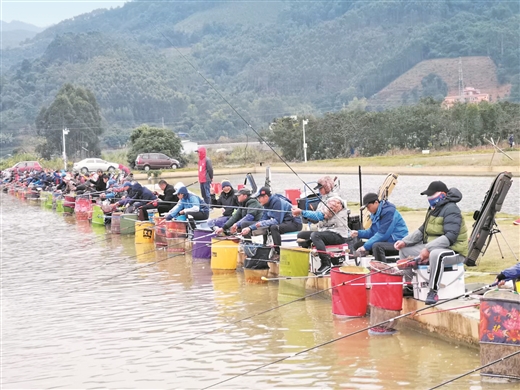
[1,0,127,27]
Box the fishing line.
[127,259,412,365]
[159,31,350,230]
[201,282,498,389]
[429,350,520,389]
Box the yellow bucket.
[280,247,311,277]
[91,205,105,226]
[135,221,154,244]
[211,238,239,271]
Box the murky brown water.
[1,195,514,389]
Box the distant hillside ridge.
[368,56,512,109]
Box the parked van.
[135,153,181,171]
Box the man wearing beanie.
[209,180,239,228]
[394,180,468,305]
[351,192,408,263]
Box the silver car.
[73,158,119,173]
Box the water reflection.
[1,196,509,389]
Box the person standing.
[508,134,514,148]
[394,181,468,305]
[196,146,213,206]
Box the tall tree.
[127,125,183,166]
[35,83,103,159]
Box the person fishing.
[351,192,408,263]
[164,186,210,228]
[293,196,350,275]
[209,180,239,229]
[196,146,213,206]
[240,186,302,262]
[155,179,178,215]
[214,187,262,236]
[394,180,468,305]
[495,263,520,290]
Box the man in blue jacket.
[351,193,408,262]
[241,187,302,261]
[165,186,210,226]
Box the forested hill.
[1,0,519,146]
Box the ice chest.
[413,263,465,301]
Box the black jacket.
[211,189,239,217]
[158,184,178,206]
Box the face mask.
[428,192,446,208]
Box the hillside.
[368,56,512,108]
[0,0,519,151]
[0,20,45,49]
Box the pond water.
[0,195,514,389]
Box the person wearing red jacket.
[196,146,213,205]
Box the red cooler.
[284,189,301,205]
[331,268,367,317]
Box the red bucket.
[165,220,187,238]
[212,183,222,194]
[370,272,403,311]
[331,268,367,317]
[284,189,301,205]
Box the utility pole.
[62,128,69,170]
[458,57,464,102]
[302,119,309,163]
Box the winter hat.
[221,180,232,188]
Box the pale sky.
[1,0,127,27]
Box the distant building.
[181,140,199,154]
[443,87,490,108]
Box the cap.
[257,186,271,197]
[221,180,232,188]
[362,193,379,206]
[421,181,448,196]
[122,181,132,188]
[177,186,188,196]
[236,187,251,196]
[173,182,185,194]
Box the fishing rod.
[159,31,351,232]
[201,282,498,389]
[129,258,416,364]
[429,350,520,389]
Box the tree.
[420,73,448,100]
[35,83,103,159]
[127,125,183,166]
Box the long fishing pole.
[201,282,498,389]
[429,350,520,389]
[129,258,414,364]
[158,31,350,231]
